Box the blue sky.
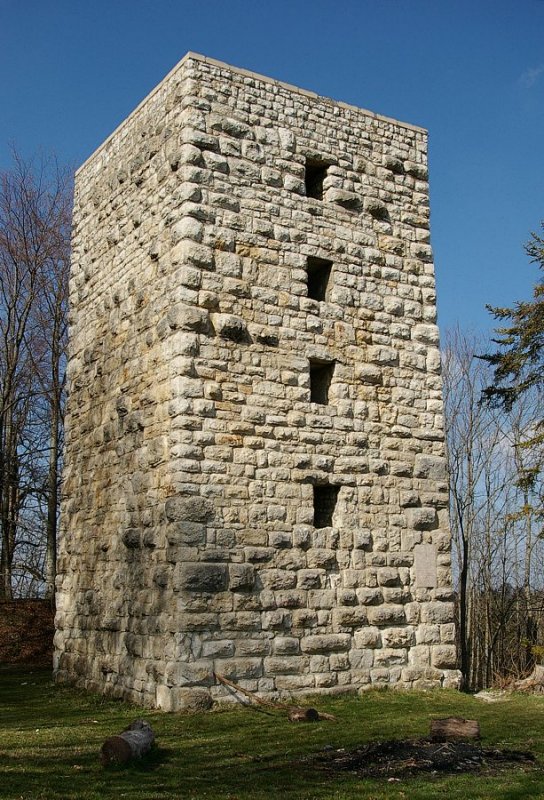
[1,0,543,336]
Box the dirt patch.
[0,600,54,666]
[314,738,536,779]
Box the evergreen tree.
[482,223,544,512]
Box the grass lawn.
[1,665,544,799]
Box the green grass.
[2,665,544,799]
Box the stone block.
[381,627,415,649]
[332,607,368,629]
[406,508,437,530]
[218,658,263,679]
[301,634,351,654]
[264,656,308,675]
[178,564,228,593]
[413,454,447,480]
[431,645,457,669]
[421,602,454,625]
[367,605,406,626]
[273,637,300,655]
[228,564,256,591]
[211,313,248,342]
[165,496,214,523]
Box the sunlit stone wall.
[54,53,460,709]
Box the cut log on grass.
[430,717,480,741]
[101,720,155,765]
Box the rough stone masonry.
[54,53,461,710]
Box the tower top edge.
[76,51,427,177]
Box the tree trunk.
[430,717,480,741]
[44,401,59,600]
[101,720,155,765]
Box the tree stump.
[515,664,544,692]
[101,720,155,765]
[430,717,480,741]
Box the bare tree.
[443,327,544,689]
[0,150,71,599]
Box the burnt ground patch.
[313,738,536,779]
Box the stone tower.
[54,53,459,710]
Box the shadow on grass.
[103,745,172,772]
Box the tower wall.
[55,54,460,709]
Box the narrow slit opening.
[305,159,330,201]
[307,257,332,301]
[313,485,340,528]
[309,359,335,405]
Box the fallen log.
[430,717,480,741]
[101,719,155,765]
[214,672,335,722]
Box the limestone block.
[166,303,209,333]
[261,569,297,590]
[404,160,428,180]
[208,114,252,139]
[167,522,206,547]
[301,634,351,654]
[413,454,447,480]
[374,648,408,667]
[377,568,399,587]
[273,637,300,655]
[332,607,368,629]
[156,685,212,712]
[356,588,383,605]
[355,364,382,385]
[382,627,415,649]
[228,564,255,591]
[211,313,248,342]
[164,496,214,523]
[264,656,308,675]
[349,649,374,669]
[325,188,361,210]
[165,660,213,686]
[216,658,263,679]
[431,645,457,669]
[421,602,454,625]
[442,669,462,689]
[201,640,235,658]
[177,564,228,593]
[367,345,398,366]
[122,529,141,549]
[406,507,437,530]
[367,605,406,626]
[236,639,271,657]
[297,569,324,589]
[171,240,214,269]
[354,628,381,649]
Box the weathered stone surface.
[406,508,437,530]
[156,685,212,712]
[301,634,351,653]
[212,313,248,342]
[55,53,459,709]
[165,496,214,523]
[228,564,256,591]
[178,564,228,592]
